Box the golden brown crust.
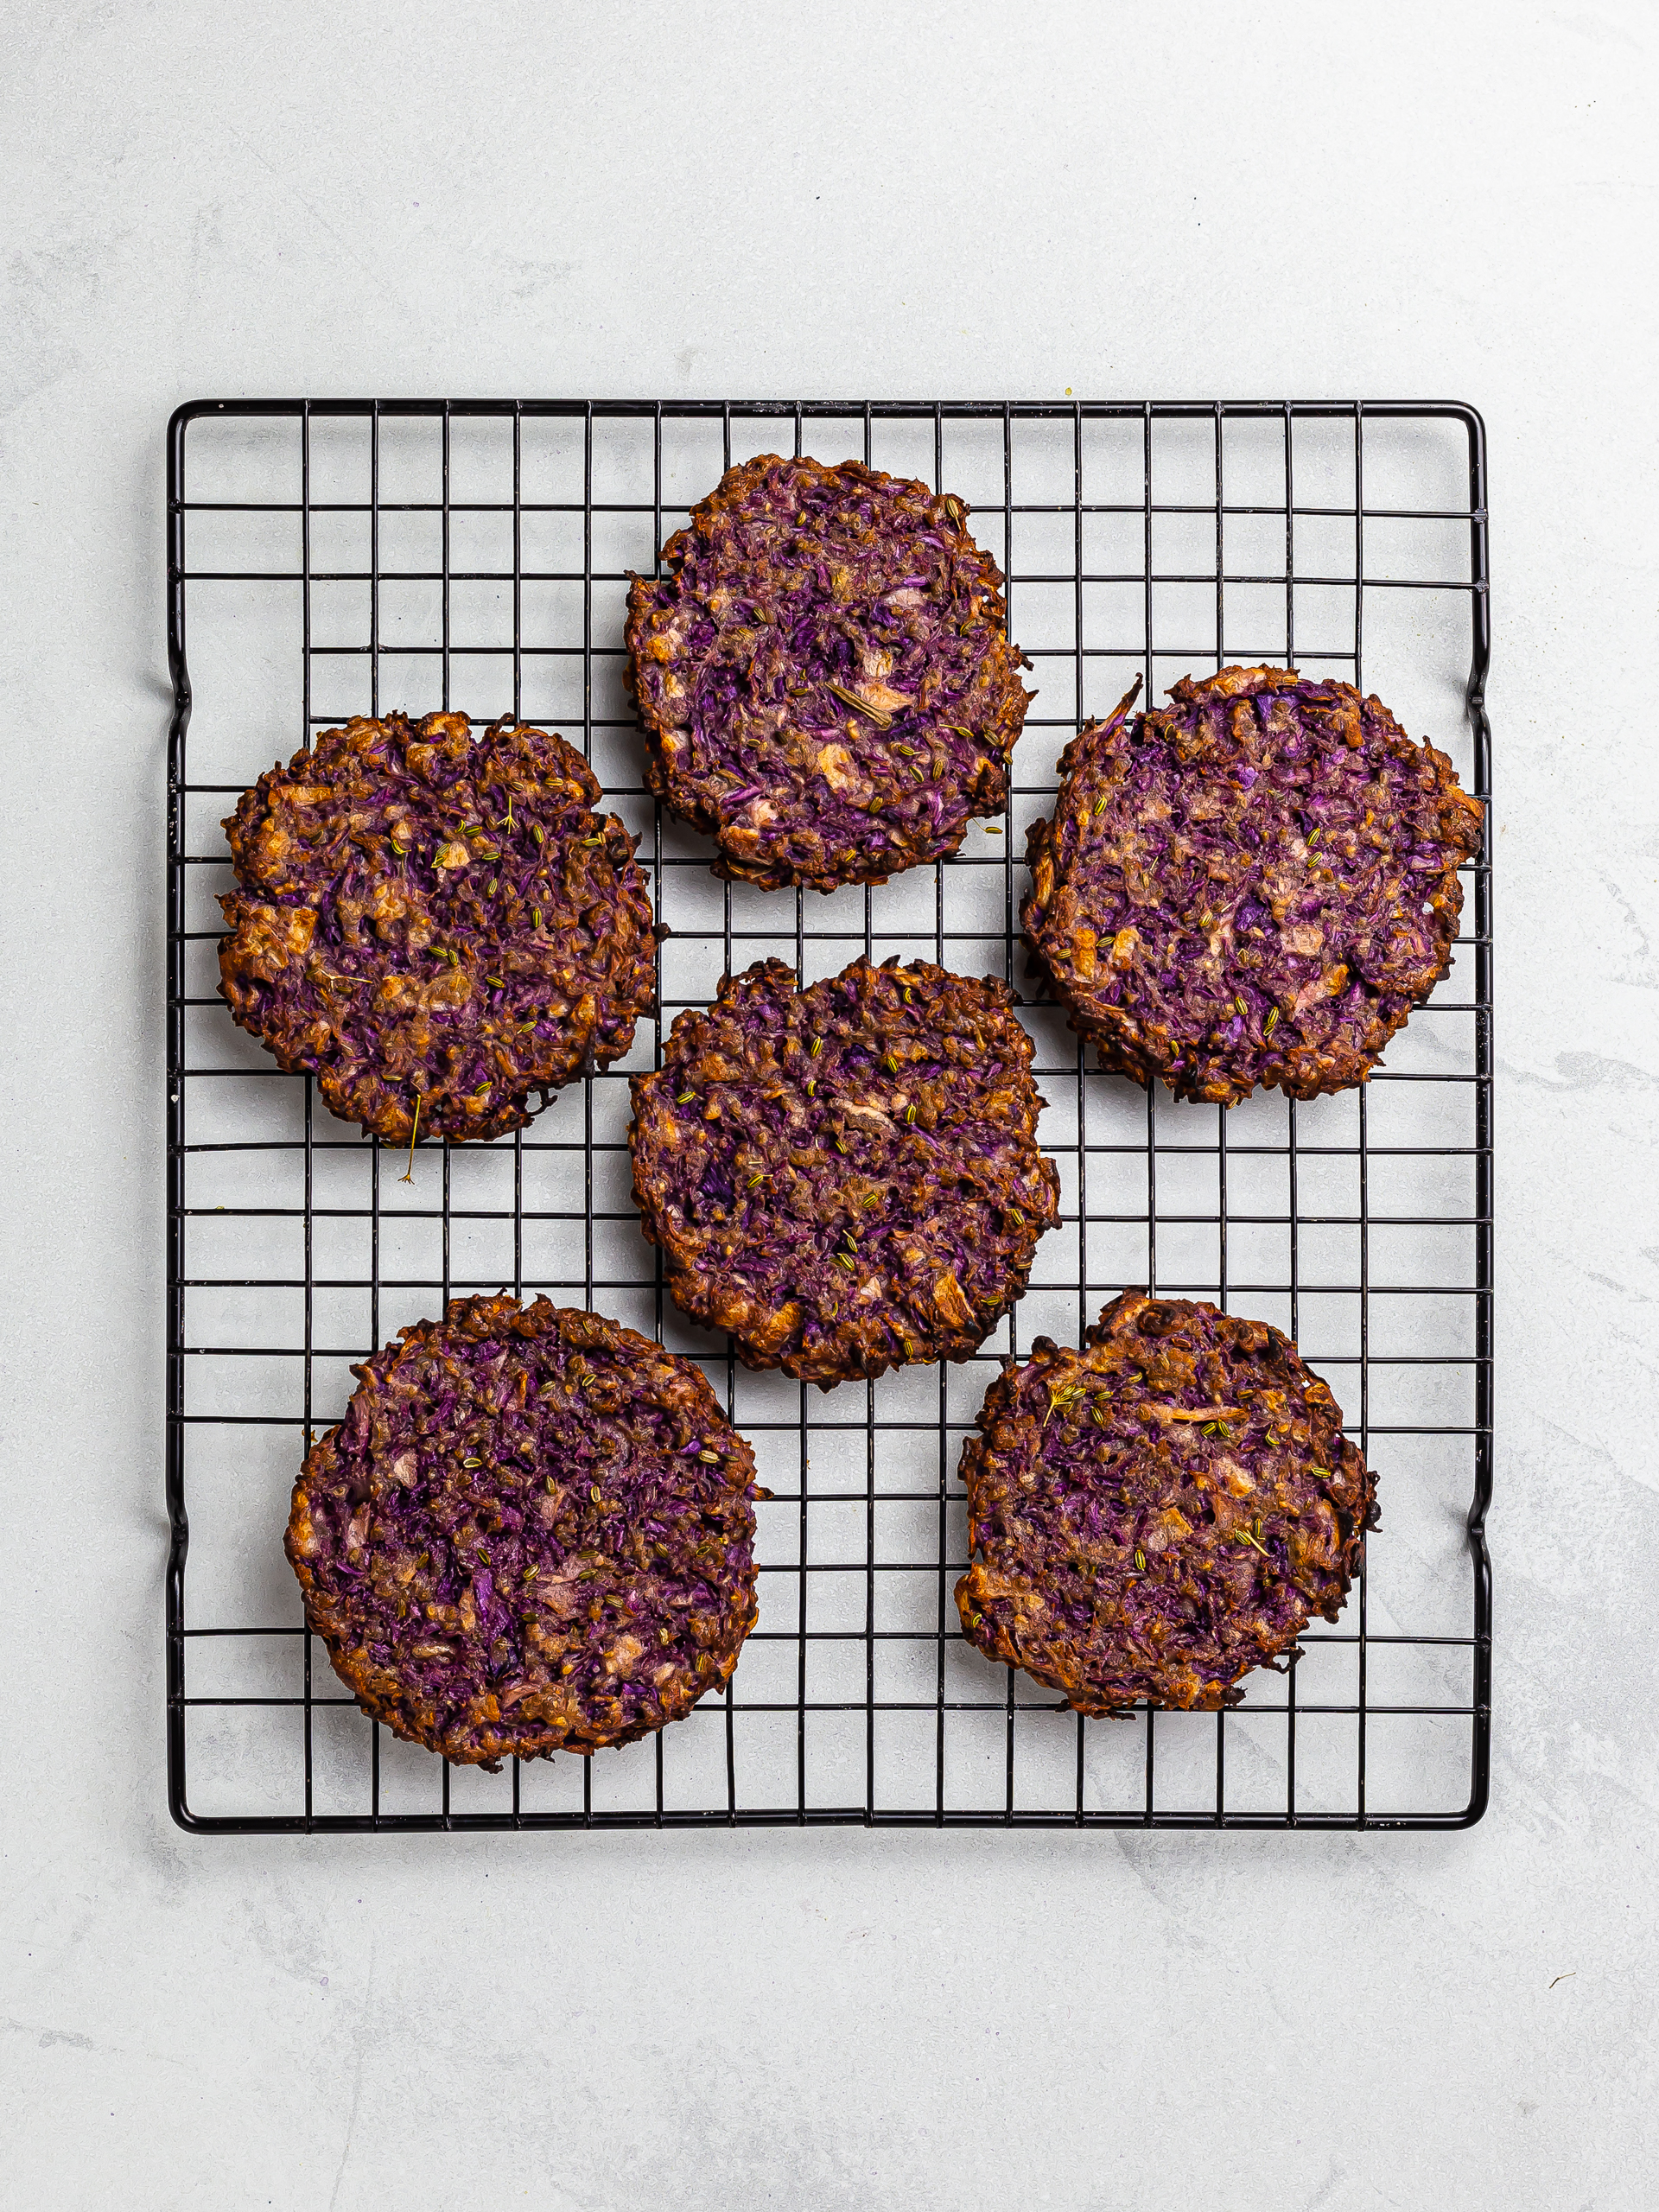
[626,454,1032,891]
[287,1296,761,1764]
[1022,668,1484,1103]
[628,957,1060,1386]
[219,712,657,1144]
[956,1292,1377,1713]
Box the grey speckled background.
[3,3,1656,2206]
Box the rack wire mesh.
[166,397,1492,1833]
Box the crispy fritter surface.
[219,712,657,1143]
[286,1295,762,1764]
[629,956,1060,1387]
[957,1292,1377,1713]
[1022,666,1484,1103]
[626,454,1033,891]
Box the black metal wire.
[166,397,1494,1834]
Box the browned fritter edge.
[627,957,1059,1388]
[1021,667,1484,1104]
[624,455,1033,892]
[218,712,657,1145]
[954,1290,1378,1713]
[285,1297,759,1764]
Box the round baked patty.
[219,712,657,1144]
[629,956,1060,1387]
[957,1291,1376,1713]
[626,454,1032,891]
[286,1295,762,1764]
[1022,665,1484,1103]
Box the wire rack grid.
[166,397,1492,1834]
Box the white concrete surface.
[3,3,1656,2205]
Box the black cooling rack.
[165,397,1492,1833]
